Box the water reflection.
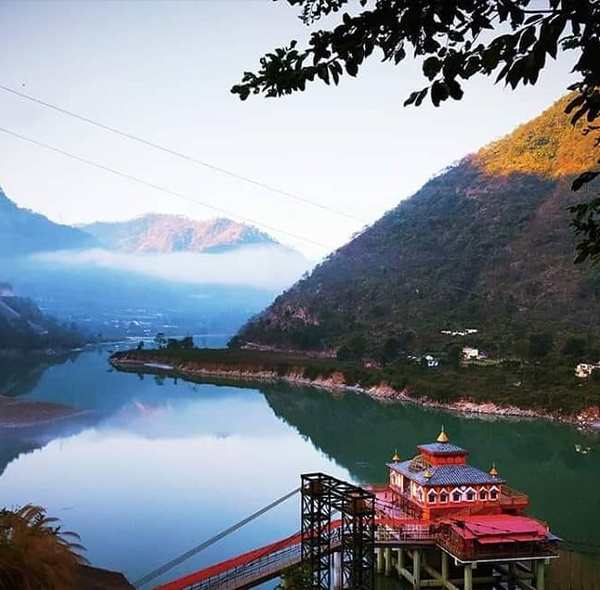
[262,382,600,547]
[0,347,598,586]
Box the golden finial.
[436,425,449,443]
[423,468,433,479]
[392,449,400,462]
[489,462,499,477]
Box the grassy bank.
[110,348,600,421]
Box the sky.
[0,0,580,259]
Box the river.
[0,344,598,588]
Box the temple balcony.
[437,525,559,563]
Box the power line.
[133,487,300,588]
[0,84,368,225]
[0,125,334,251]
[1,118,595,333]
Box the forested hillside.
[0,283,84,352]
[0,186,95,254]
[236,96,600,360]
[81,215,279,253]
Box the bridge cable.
[132,487,300,589]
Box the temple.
[367,427,559,590]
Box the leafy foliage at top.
[231,0,600,262]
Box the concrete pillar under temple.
[536,560,546,590]
[384,548,392,576]
[376,548,384,574]
[396,548,404,577]
[412,549,421,590]
[441,551,449,584]
[464,563,473,590]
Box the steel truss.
[301,473,375,590]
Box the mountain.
[0,186,95,255]
[236,95,600,357]
[80,215,280,253]
[0,282,84,352]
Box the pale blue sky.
[0,0,579,257]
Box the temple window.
[490,488,499,501]
[428,490,436,504]
[466,489,475,502]
[440,491,448,503]
[479,489,488,501]
[452,490,461,502]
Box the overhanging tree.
[232,0,600,262]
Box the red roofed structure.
[152,429,559,590]
[367,427,559,590]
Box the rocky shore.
[110,353,600,431]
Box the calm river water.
[0,343,598,587]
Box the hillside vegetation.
[110,348,600,418]
[236,95,600,362]
[0,283,84,352]
[0,186,95,255]
[81,215,279,253]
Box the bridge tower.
[301,473,375,590]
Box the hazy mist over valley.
[0,185,312,344]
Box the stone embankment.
[110,352,600,430]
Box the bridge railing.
[156,519,433,590]
[193,544,302,590]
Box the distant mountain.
[236,95,600,356]
[0,282,84,351]
[81,215,280,253]
[0,186,95,255]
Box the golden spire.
[489,462,499,477]
[392,449,400,462]
[436,425,449,443]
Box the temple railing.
[388,486,424,519]
[436,527,559,563]
[500,486,530,511]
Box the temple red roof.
[440,515,553,544]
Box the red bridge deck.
[152,518,427,590]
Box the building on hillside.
[575,362,600,378]
[422,354,439,368]
[461,346,480,360]
[440,328,479,337]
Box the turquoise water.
[0,345,598,587]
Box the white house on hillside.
[462,346,480,360]
[423,354,439,368]
[575,362,600,378]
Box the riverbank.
[109,349,600,430]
